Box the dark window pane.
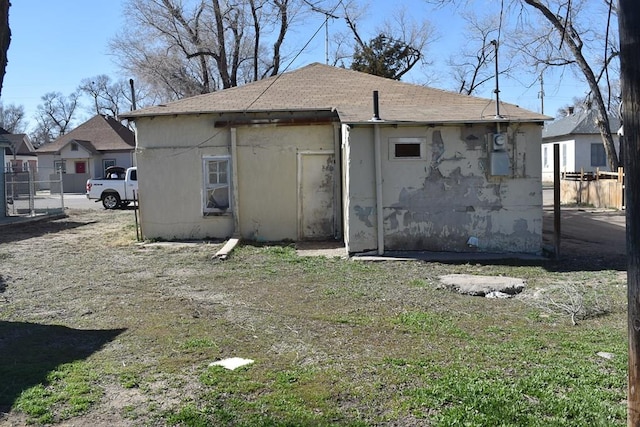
[395,143,421,158]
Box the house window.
[543,146,548,168]
[10,159,22,172]
[562,144,567,168]
[389,137,426,160]
[54,160,66,173]
[591,143,607,167]
[203,156,231,213]
[70,142,78,151]
[103,159,116,171]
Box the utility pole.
[618,1,640,425]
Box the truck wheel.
[102,193,121,210]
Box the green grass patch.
[14,361,101,425]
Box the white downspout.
[374,123,384,255]
[369,90,384,255]
[231,127,241,237]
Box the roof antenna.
[491,40,502,119]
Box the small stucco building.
[121,63,550,255]
[36,115,135,192]
[541,109,620,182]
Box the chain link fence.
[4,168,65,218]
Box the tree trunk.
[618,1,640,425]
[523,0,619,171]
[0,0,10,97]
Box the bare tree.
[448,13,513,95]
[110,0,298,102]
[428,0,620,170]
[518,0,620,170]
[0,103,25,133]
[33,92,80,144]
[78,75,147,119]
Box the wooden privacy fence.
[560,167,625,209]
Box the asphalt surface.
[64,193,104,210]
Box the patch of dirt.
[0,207,628,426]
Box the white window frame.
[203,156,232,214]
[54,160,66,174]
[103,159,116,171]
[388,137,427,160]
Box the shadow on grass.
[0,321,125,413]
[0,219,97,244]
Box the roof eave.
[343,118,549,126]
[119,107,337,120]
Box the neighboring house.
[36,114,135,192]
[541,109,621,182]
[1,129,38,173]
[120,63,550,255]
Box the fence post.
[59,168,64,209]
[554,144,561,259]
[29,166,35,216]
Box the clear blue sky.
[1,0,585,133]
[2,0,125,128]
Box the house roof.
[120,63,550,124]
[36,114,135,154]
[2,133,36,156]
[542,109,621,139]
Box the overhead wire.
[164,0,344,158]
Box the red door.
[75,161,86,174]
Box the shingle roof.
[121,63,550,124]
[36,115,135,154]
[3,133,36,156]
[542,109,621,139]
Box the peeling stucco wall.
[134,115,335,241]
[344,123,543,254]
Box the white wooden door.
[298,151,335,240]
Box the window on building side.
[591,143,607,167]
[103,159,116,171]
[203,156,231,213]
[54,160,66,173]
[389,137,426,160]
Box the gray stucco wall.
[343,122,543,254]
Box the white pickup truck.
[86,166,138,209]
